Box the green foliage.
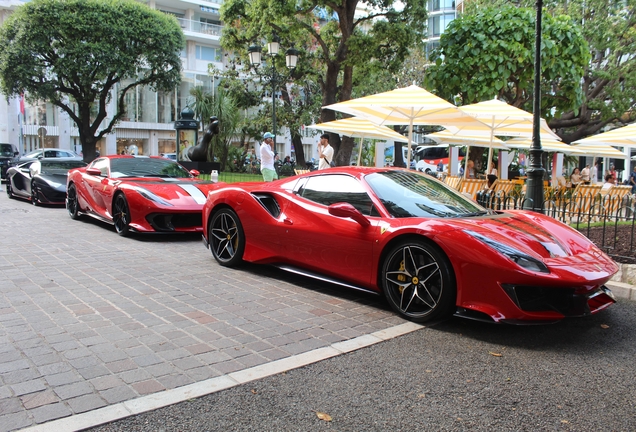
[208,87,242,171]
[426,5,589,119]
[0,0,184,161]
[545,0,636,142]
[220,0,427,165]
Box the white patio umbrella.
[454,99,561,179]
[323,85,489,167]
[503,137,586,155]
[571,123,636,148]
[306,117,411,166]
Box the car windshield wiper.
[461,211,491,217]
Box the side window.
[300,175,378,216]
[90,158,109,176]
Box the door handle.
[284,218,293,225]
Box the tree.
[220,0,427,165]
[426,5,590,122]
[0,0,184,162]
[546,0,636,142]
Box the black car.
[6,158,87,205]
[0,143,20,180]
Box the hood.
[122,178,218,206]
[437,211,604,262]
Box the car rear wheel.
[113,194,131,236]
[381,239,456,323]
[31,181,39,206]
[67,183,81,219]
[209,208,245,267]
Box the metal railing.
[177,18,222,37]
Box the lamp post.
[523,0,545,212]
[248,35,299,142]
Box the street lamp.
[523,0,545,212]
[248,35,299,141]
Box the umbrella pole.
[407,115,414,168]
[357,137,363,166]
[464,145,471,179]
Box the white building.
[0,0,313,162]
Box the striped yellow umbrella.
[306,117,411,165]
[503,137,586,154]
[323,85,489,166]
[566,144,627,158]
[424,130,509,149]
[572,123,636,147]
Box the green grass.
[197,172,270,183]
[571,220,635,229]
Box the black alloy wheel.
[31,181,39,206]
[209,208,245,267]
[113,194,131,236]
[67,183,81,219]
[6,181,13,199]
[381,239,456,323]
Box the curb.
[606,281,636,301]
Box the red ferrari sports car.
[67,155,218,236]
[201,167,618,324]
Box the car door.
[280,174,380,287]
[82,158,113,217]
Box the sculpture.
[185,116,220,162]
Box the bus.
[385,145,465,173]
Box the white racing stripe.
[178,184,207,204]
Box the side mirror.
[328,202,370,227]
[190,169,200,177]
[14,151,19,156]
[86,167,102,176]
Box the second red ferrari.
[67,155,218,236]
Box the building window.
[196,45,221,62]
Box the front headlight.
[465,230,550,274]
[134,187,173,206]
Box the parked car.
[161,153,177,160]
[201,167,618,324]
[0,143,20,180]
[6,158,87,205]
[12,148,83,167]
[66,155,219,236]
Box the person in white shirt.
[581,164,591,184]
[317,133,334,170]
[260,132,278,182]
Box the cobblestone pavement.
[0,191,403,431]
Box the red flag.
[18,94,24,116]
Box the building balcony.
[177,18,222,38]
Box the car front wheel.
[67,183,81,219]
[209,208,245,267]
[113,194,131,236]
[6,181,13,199]
[31,181,39,206]
[381,239,456,323]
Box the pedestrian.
[609,164,618,185]
[581,164,590,184]
[590,161,599,184]
[317,133,334,170]
[260,132,278,182]
[630,166,636,194]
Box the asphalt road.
[90,301,636,432]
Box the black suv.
[0,143,19,181]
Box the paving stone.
[100,385,137,404]
[10,379,47,397]
[30,401,72,424]
[131,379,165,395]
[66,393,106,414]
[0,396,23,414]
[0,410,32,432]
[21,389,60,409]
[90,375,125,391]
[53,381,93,400]
[44,371,81,387]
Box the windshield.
[40,161,87,175]
[0,144,15,157]
[365,170,488,218]
[109,157,193,179]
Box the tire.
[208,208,245,267]
[113,194,131,236]
[67,183,81,219]
[6,181,13,199]
[31,181,39,206]
[381,239,456,323]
